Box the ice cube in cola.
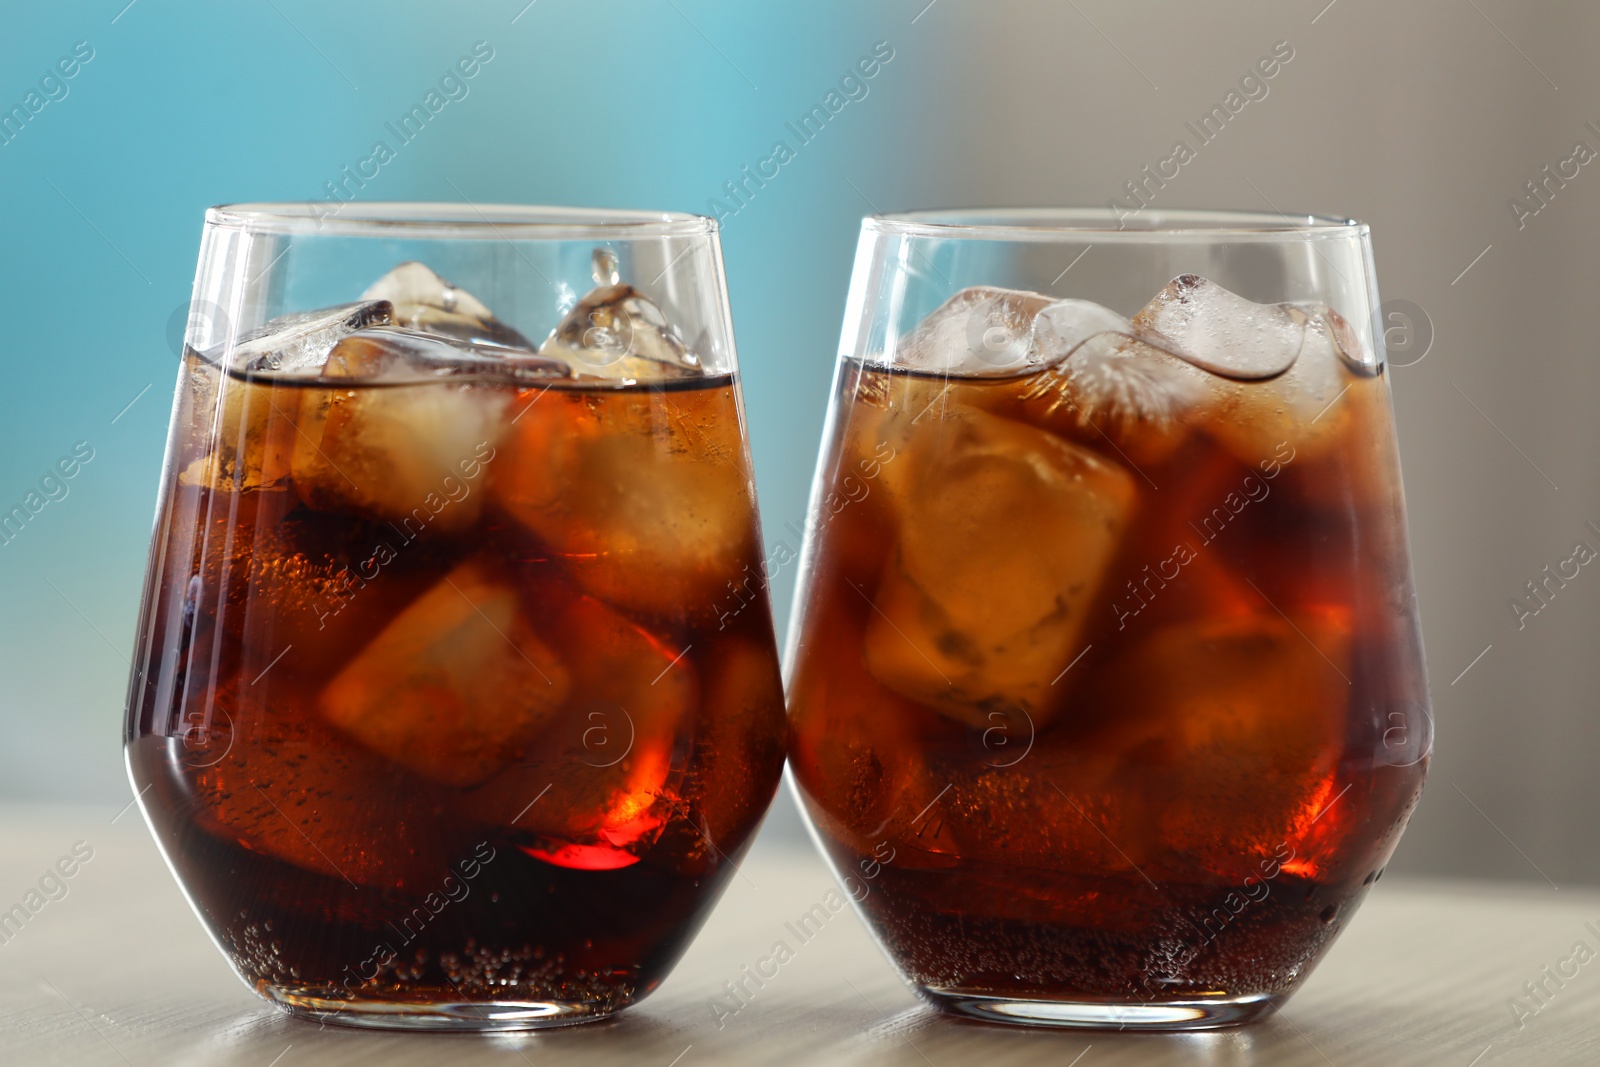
[862,405,1137,729]
[492,277,754,619]
[127,254,786,1025]
[787,274,1430,1024]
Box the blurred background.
[1,0,1594,886]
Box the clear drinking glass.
[125,203,788,1029]
[785,209,1431,1029]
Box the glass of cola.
[126,204,787,1030]
[785,209,1431,1029]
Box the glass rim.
[204,202,718,240]
[865,207,1368,243]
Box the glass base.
[920,987,1281,1031]
[266,987,621,1032]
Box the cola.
[126,258,786,1026]
[786,276,1431,1026]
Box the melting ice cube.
[863,406,1138,728]
[178,301,398,491]
[1057,342,1206,436]
[228,300,394,376]
[885,290,1207,468]
[318,558,572,788]
[322,326,570,385]
[362,261,535,349]
[1133,275,1307,381]
[1019,303,1210,467]
[1032,298,1170,365]
[897,287,1054,375]
[1299,302,1378,376]
[490,383,756,618]
[540,279,703,382]
[290,330,515,532]
[177,376,304,492]
[1133,276,1368,463]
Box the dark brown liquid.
[787,358,1429,1010]
[126,362,787,1019]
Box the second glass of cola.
[786,209,1431,1030]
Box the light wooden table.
[0,804,1593,1065]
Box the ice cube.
[177,375,303,492]
[362,261,535,349]
[318,557,571,788]
[591,246,620,286]
[540,282,702,382]
[1001,336,1208,468]
[1031,298,1158,362]
[876,291,1207,468]
[290,330,514,532]
[323,326,570,385]
[177,302,396,493]
[1059,340,1206,429]
[228,300,394,376]
[1133,277,1370,464]
[898,286,1054,375]
[490,383,758,618]
[463,592,700,869]
[1132,275,1305,381]
[838,363,960,500]
[863,406,1138,729]
[1301,302,1379,376]
[1080,609,1350,874]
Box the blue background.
[0,0,937,802]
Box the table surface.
[0,804,1593,1066]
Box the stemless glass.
[786,209,1431,1029]
[125,203,787,1030]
